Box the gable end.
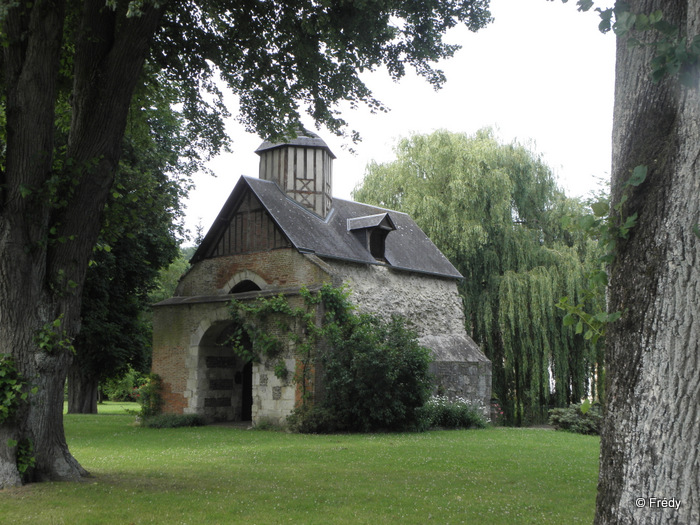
[202,188,291,259]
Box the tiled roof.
[192,176,462,280]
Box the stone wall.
[323,259,492,411]
[325,260,468,337]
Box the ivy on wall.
[229,284,433,432]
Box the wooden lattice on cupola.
[255,127,335,218]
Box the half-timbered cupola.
[255,128,335,218]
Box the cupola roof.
[254,127,336,159]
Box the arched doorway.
[197,321,253,422]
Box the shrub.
[253,418,283,431]
[102,367,146,402]
[548,402,602,435]
[133,374,163,418]
[142,413,206,428]
[287,405,340,434]
[292,312,434,433]
[418,395,487,430]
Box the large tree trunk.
[0,0,164,488]
[596,2,700,523]
[67,365,99,415]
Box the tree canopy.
[354,129,604,424]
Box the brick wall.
[176,249,329,296]
[152,250,331,423]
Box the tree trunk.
[67,365,99,414]
[0,0,164,488]
[596,2,700,523]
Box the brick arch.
[223,270,268,294]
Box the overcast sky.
[183,0,617,242]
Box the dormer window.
[347,213,396,262]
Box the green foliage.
[15,438,36,478]
[148,247,194,305]
[132,374,163,419]
[303,313,433,433]
[34,315,74,355]
[141,413,206,429]
[548,403,602,436]
[417,396,487,430]
[557,167,646,344]
[354,130,604,425]
[570,1,700,86]
[232,284,433,433]
[252,418,284,431]
[101,367,147,402]
[230,286,331,394]
[151,0,493,143]
[0,354,35,425]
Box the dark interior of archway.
[216,324,253,422]
[241,361,253,421]
[230,280,261,293]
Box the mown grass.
[1,403,599,524]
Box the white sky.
[183,0,617,242]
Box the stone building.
[152,130,491,425]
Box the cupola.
[255,128,335,218]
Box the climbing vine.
[7,438,36,479]
[229,286,329,400]
[557,166,647,343]
[1,354,38,480]
[229,283,433,432]
[567,1,700,85]
[33,314,74,355]
[0,354,35,425]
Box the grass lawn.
[1,403,599,524]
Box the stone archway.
[191,319,253,422]
[224,270,268,294]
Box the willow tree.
[354,129,603,424]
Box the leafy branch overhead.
[563,0,700,85]
[151,0,493,143]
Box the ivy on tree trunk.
[595,1,700,523]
